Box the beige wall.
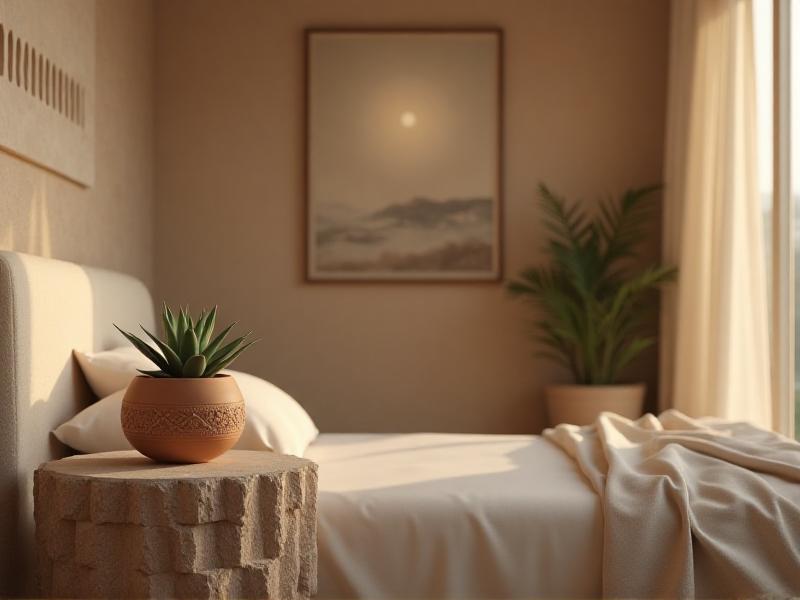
[155,0,669,433]
[0,0,155,288]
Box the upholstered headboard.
[0,251,155,597]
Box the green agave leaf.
[162,303,178,350]
[137,369,171,378]
[202,321,236,360]
[182,354,207,377]
[176,308,189,342]
[124,304,257,379]
[162,302,175,327]
[208,333,250,365]
[205,339,258,377]
[198,305,217,351]
[179,328,200,361]
[114,325,169,372]
[194,309,209,338]
[140,325,184,376]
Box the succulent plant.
[115,304,256,378]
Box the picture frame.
[304,28,504,282]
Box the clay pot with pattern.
[121,374,245,463]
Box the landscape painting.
[306,29,502,281]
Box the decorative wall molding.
[0,0,94,186]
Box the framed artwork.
[305,28,503,282]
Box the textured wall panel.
[0,0,94,185]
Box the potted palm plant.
[115,304,256,463]
[508,183,676,426]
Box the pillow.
[74,346,155,398]
[54,370,319,457]
[228,370,319,456]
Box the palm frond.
[506,182,676,384]
[538,183,590,249]
[599,185,662,267]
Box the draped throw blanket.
[545,411,800,598]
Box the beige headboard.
[0,251,154,597]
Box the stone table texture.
[34,450,318,599]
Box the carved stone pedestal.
[34,450,318,599]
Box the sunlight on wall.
[0,224,14,249]
[26,176,51,257]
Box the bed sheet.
[306,433,602,599]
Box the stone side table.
[34,450,317,599]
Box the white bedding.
[306,433,602,599]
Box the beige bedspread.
[307,433,602,599]
[544,410,800,598]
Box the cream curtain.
[660,0,772,428]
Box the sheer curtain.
[660,0,772,428]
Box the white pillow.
[228,370,319,456]
[55,370,319,457]
[74,346,155,398]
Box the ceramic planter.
[545,383,645,427]
[121,374,245,463]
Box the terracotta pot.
[545,383,645,427]
[121,374,245,463]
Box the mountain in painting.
[315,196,495,273]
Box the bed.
[0,250,602,598]
[307,433,601,599]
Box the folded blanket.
[544,410,800,598]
